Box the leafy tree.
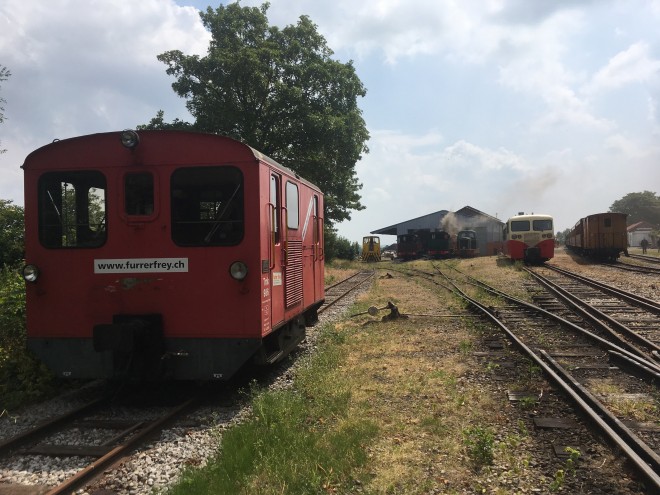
[137,110,193,131]
[0,65,10,154]
[352,241,360,257]
[0,199,24,266]
[609,191,660,226]
[324,228,356,260]
[144,2,368,226]
[555,228,570,246]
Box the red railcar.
[22,130,325,380]
[502,213,554,263]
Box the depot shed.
[627,221,655,247]
[371,206,504,256]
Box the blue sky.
[1,0,659,244]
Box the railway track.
[0,391,198,494]
[529,265,660,359]
[319,270,375,315]
[612,259,660,275]
[438,266,660,491]
[628,253,660,265]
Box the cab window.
[171,166,243,246]
[533,219,553,231]
[286,181,299,229]
[38,171,107,248]
[270,175,280,244]
[510,220,530,232]
[125,172,154,216]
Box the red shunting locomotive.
[22,130,325,381]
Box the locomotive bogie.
[22,130,324,381]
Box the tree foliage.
[0,199,24,266]
[609,191,660,226]
[324,228,358,261]
[0,65,10,154]
[144,2,369,226]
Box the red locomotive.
[21,130,325,380]
[502,213,554,263]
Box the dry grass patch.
[586,378,659,422]
[447,256,534,302]
[324,259,362,286]
[335,265,514,493]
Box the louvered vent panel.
[285,240,303,308]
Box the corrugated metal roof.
[370,205,503,236]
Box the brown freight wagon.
[566,212,628,260]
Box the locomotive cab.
[362,235,381,262]
[22,130,325,381]
[503,214,554,264]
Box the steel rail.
[46,397,198,495]
[544,264,660,315]
[611,262,660,275]
[628,254,660,265]
[525,268,660,357]
[447,267,660,376]
[540,350,660,483]
[0,397,107,455]
[319,271,374,315]
[323,270,369,292]
[446,280,660,492]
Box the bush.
[0,265,54,409]
[0,264,26,348]
[325,228,358,261]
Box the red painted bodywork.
[504,238,555,261]
[22,131,324,380]
[503,214,554,263]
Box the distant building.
[627,221,654,247]
[371,205,504,256]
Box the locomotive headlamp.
[22,264,40,283]
[120,129,140,149]
[229,261,248,281]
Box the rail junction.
[433,263,660,491]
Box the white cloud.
[0,0,210,201]
[588,41,660,93]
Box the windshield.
[171,166,244,246]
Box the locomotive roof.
[22,130,322,193]
[507,213,553,221]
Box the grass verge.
[169,327,378,495]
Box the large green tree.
[0,199,24,266]
[609,191,660,226]
[142,2,368,226]
[0,65,10,154]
